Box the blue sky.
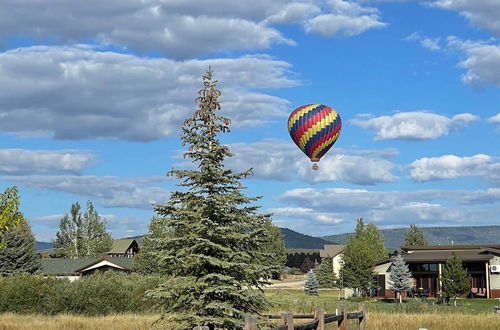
[0,0,499,242]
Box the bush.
[0,272,161,315]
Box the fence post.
[338,304,347,330]
[359,303,366,330]
[314,307,325,330]
[285,312,294,330]
[244,316,257,330]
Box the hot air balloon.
[287,104,342,170]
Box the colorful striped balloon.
[287,104,342,166]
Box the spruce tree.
[261,221,286,280]
[388,253,412,303]
[404,224,427,246]
[441,252,470,306]
[0,186,24,249]
[53,201,112,259]
[315,258,337,288]
[147,68,275,329]
[0,219,41,276]
[304,270,319,296]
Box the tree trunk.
[399,292,402,304]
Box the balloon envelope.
[287,104,341,162]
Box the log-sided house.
[374,244,500,299]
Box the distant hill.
[38,225,500,252]
[279,227,332,249]
[36,241,52,251]
[35,228,331,251]
[322,225,500,252]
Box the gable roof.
[108,239,136,254]
[40,257,134,275]
[74,256,133,273]
[401,244,500,252]
[319,244,345,258]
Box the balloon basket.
[312,163,319,170]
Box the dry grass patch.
[368,312,500,330]
[0,313,158,330]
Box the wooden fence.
[192,304,366,330]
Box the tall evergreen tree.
[261,221,286,280]
[441,252,470,306]
[404,224,427,246]
[0,186,24,249]
[340,219,388,296]
[304,270,319,296]
[53,201,112,259]
[388,253,412,303]
[316,258,337,288]
[147,68,275,330]
[0,218,41,276]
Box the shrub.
[0,272,161,315]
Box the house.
[319,244,344,277]
[40,256,134,280]
[107,239,140,258]
[374,244,500,299]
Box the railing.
[192,304,366,330]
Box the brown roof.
[401,244,500,251]
[319,245,344,258]
[403,250,496,263]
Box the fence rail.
[192,304,366,330]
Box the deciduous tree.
[0,187,24,249]
[340,218,388,296]
[147,68,275,330]
[53,201,112,259]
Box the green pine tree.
[0,186,24,249]
[388,253,412,303]
[147,68,275,330]
[340,219,388,296]
[53,201,112,259]
[304,270,319,296]
[261,221,286,280]
[315,258,337,288]
[404,224,427,246]
[0,218,41,276]
[441,252,470,306]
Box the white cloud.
[0,149,94,175]
[404,32,442,51]
[227,139,397,185]
[488,113,500,126]
[3,175,171,209]
[432,0,500,36]
[0,0,390,58]
[0,0,294,59]
[410,154,494,181]
[351,111,478,140]
[277,187,500,232]
[446,37,500,86]
[0,46,297,141]
[304,0,387,37]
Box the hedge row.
[0,272,162,315]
